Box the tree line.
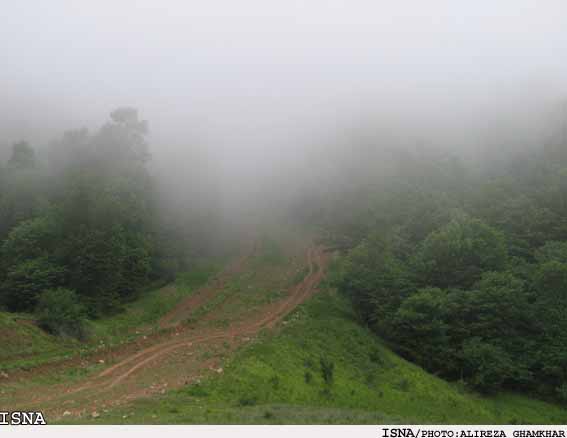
[0,108,188,337]
[325,111,567,401]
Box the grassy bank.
[0,261,220,372]
[68,288,567,424]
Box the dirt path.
[3,243,328,421]
[159,240,258,328]
[0,241,258,386]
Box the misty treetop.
[0,109,159,332]
[325,114,567,401]
[2,101,567,408]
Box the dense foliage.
[329,116,567,400]
[0,109,179,335]
[36,288,87,339]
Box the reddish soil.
[159,240,258,328]
[1,243,328,421]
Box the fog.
[2,1,567,221]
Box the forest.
[0,108,193,338]
[2,103,567,409]
[324,110,567,400]
[2,1,567,425]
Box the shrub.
[303,358,314,369]
[556,383,567,404]
[35,288,87,339]
[186,384,208,397]
[1,257,66,312]
[269,375,280,389]
[320,356,335,385]
[395,378,411,392]
[238,395,257,406]
[369,348,383,365]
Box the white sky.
[1,1,567,207]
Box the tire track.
[105,245,324,389]
[11,243,328,416]
[159,240,257,328]
[5,243,259,409]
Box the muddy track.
[85,245,325,390]
[83,241,259,383]
[9,243,328,418]
[159,240,258,328]
[0,242,258,385]
[105,246,325,388]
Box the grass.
[0,261,220,372]
[254,236,287,266]
[66,288,567,424]
[185,287,231,323]
[90,261,219,343]
[0,312,75,372]
[185,238,298,326]
[289,266,310,287]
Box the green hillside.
[69,287,567,424]
[0,262,218,374]
[0,311,74,372]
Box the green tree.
[0,214,60,263]
[533,261,567,392]
[337,233,415,331]
[461,338,517,393]
[93,107,150,164]
[1,257,66,312]
[36,288,87,339]
[535,241,567,264]
[414,214,507,289]
[7,141,36,169]
[391,287,452,372]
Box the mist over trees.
[1,2,567,412]
[2,95,567,406]
[322,107,567,400]
[0,109,186,330]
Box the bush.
[556,383,567,404]
[269,375,280,389]
[0,214,59,264]
[320,356,335,385]
[238,395,257,406]
[36,288,87,339]
[1,257,66,312]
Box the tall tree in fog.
[0,109,154,318]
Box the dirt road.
[3,242,328,420]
